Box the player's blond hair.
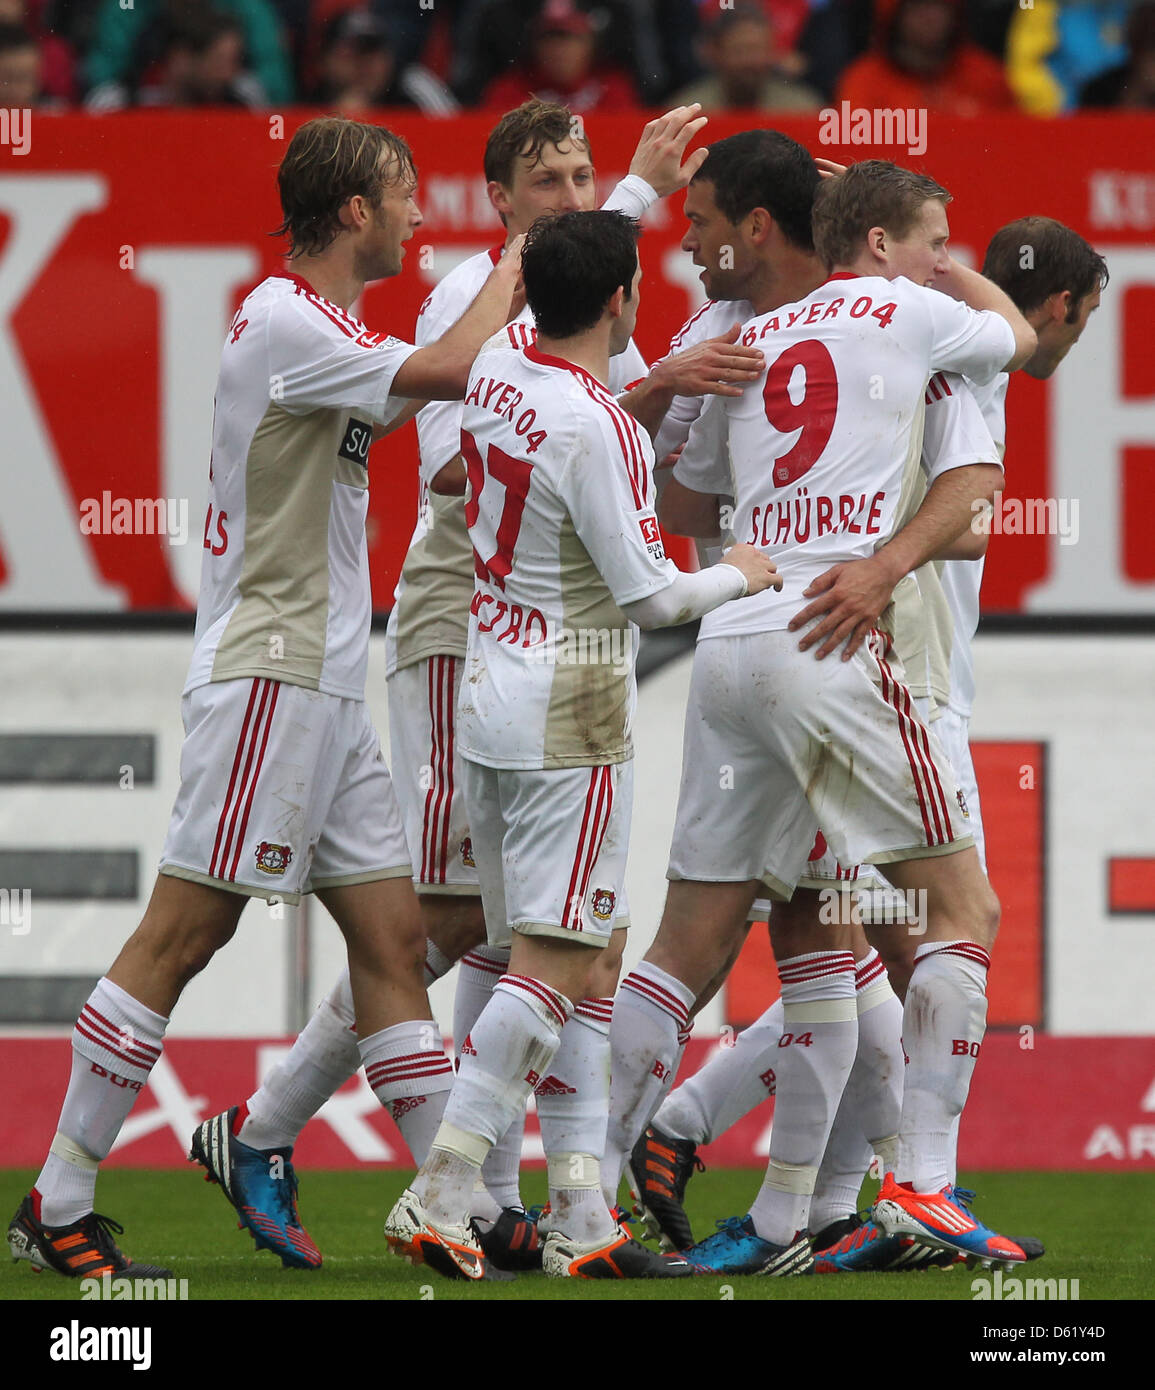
[811,160,950,270]
[275,116,416,259]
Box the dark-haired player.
[384,209,780,1282]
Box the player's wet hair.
[690,130,819,252]
[523,210,640,340]
[811,160,950,269]
[982,217,1108,322]
[484,99,591,192]
[275,116,415,259]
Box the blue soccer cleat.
[684,1215,813,1276]
[189,1107,321,1270]
[813,1213,957,1272]
[872,1173,1026,1270]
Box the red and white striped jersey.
[457,342,678,770]
[683,272,1015,641]
[185,273,417,700]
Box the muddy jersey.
[457,342,679,770]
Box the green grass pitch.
[2,1167,1151,1303]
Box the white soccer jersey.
[680,272,1014,641]
[185,272,417,700]
[386,208,650,680]
[457,342,679,770]
[899,370,1003,709]
[938,372,1008,716]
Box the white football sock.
[36,978,167,1225]
[240,971,359,1151]
[748,952,857,1246]
[898,940,990,1191]
[656,999,783,1145]
[359,1019,455,1166]
[809,949,904,1233]
[453,946,526,1214]
[421,974,571,1227]
[536,997,616,1240]
[604,963,694,1199]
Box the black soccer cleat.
[543,1227,697,1278]
[8,1193,172,1279]
[472,1206,543,1271]
[625,1123,705,1251]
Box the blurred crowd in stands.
[2,0,1153,115]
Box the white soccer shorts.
[388,656,480,893]
[933,705,985,871]
[462,758,633,949]
[667,629,973,900]
[160,677,411,904]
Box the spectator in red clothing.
[836,0,1015,116]
[481,0,640,112]
[0,0,76,102]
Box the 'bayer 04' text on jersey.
[385,247,647,680]
[457,342,679,771]
[186,272,417,699]
[681,271,1015,641]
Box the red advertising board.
[2,111,1154,613]
[2,1033,1151,1170]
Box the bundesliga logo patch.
[638,514,665,561]
[591,888,616,920]
[254,842,293,875]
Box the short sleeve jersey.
[185,272,417,699]
[688,272,1014,641]
[457,342,678,770]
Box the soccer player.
[383,208,780,1281]
[6,116,524,1281]
[639,213,1107,1273]
[188,100,764,1272]
[602,135,987,1262]
[604,160,1039,1276]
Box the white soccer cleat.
[384,1187,486,1281]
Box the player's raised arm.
[938,258,1037,372]
[390,237,525,400]
[626,104,710,196]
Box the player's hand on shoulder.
[721,543,782,596]
[654,325,764,399]
[628,105,709,197]
[788,555,895,660]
